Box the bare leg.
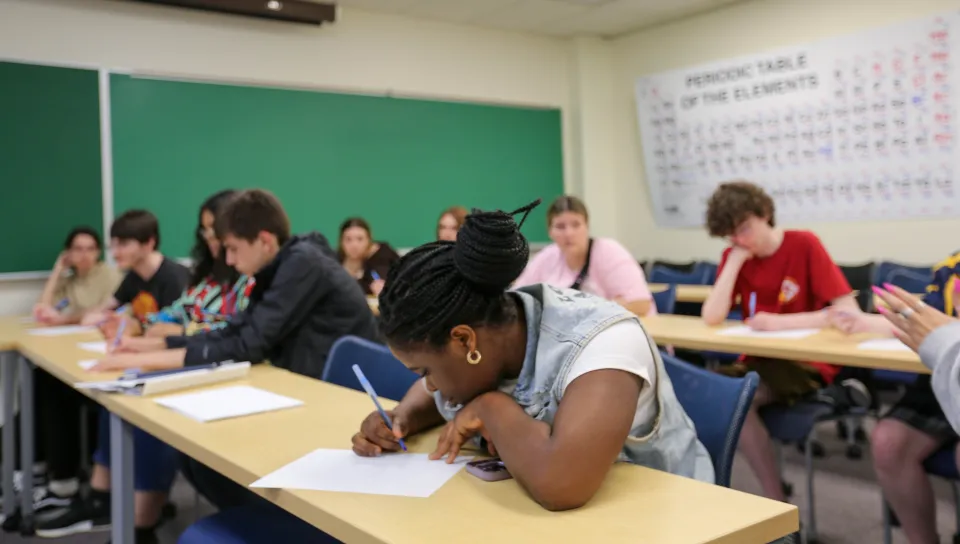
[871,419,942,544]
[87,463,165,528]
[738,382,787,501]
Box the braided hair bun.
[378,199,541,348]
[453,201,539,294]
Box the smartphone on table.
[465,458,512,482]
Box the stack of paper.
[717,326,820,339]
[27,325,96,337]
[154,385,302,422]
[250,449,468,497]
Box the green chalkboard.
[0,62,103,273]
[110,75,563,259]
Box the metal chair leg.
[804,433,818,543]
[881,497,893,544]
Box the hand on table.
[745,311,784,331]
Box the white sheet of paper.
[27,325,97,337]
[249,449,468,498]
[154,385,303,422]
[78,360,98,371]
[78,341,107,353]
[858,338,912,352]
[717,326,820,339]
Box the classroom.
[1,0,959,543]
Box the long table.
[3,319,800,543]
[641,314,926,373]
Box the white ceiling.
[329,0,743,38]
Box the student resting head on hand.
[34,226,121,326]
[436,205,468,242]
[512,195,655,317]
[354,199,713,511]
[338,217,400,297]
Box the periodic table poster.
[635,13,960,227]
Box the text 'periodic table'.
[635,12,959,227]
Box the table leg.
[1,351,15,522]
[109,412,134,544]
[17,356,34,535]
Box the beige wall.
[611,0,960,266]
[0,0,578,315]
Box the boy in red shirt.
[701,180,865,502]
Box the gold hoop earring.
[466,350,482,365]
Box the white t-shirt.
[500,320,657,429]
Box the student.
[437,205,468,242]
[337,217,400,297]
[36,210,190,541]
[80,210,191,329]
[700,180,867,503]
[33,226,122,325]
[830,255,960,544]
[177,200,712,544]
[513,195,656,316]
[140,190,255,338]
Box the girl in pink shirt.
[513,196,656,316]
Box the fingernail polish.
[872,285,883,294]
[877,306,888,314]
[883,283,895,291]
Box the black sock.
[88,488,111,511]
[89,489,110,502]
[135,525,159,544]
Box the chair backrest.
[885,268,931,294]
[661,352,759,487]
[649,265,705,285]
[693,261,718,284]
[652,284,676,314]
[652,260,696,273]
[839,262,875,311]
[874,261,932,287]
[322,335,419,402]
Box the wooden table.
[649,284,713,303]
[13,329,800,544]
[641,314,926,373]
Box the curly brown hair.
[705,180,776,237]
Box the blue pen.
[352,364,407,452]
[54,298,69,311]
[748,292,757,318]
[111,317,127,351]
[371,271,381,281]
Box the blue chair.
[874,261,931,288]
[652,284,676,315]
[873,268,930,386]
[649,265,704,285]
[660,352,758,487]
[693,261,718,284]
[179,502,338,544]
[321,335,419,402]
[882,445,960,544]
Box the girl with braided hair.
[354,199,713,510]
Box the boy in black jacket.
[90,188,379,376]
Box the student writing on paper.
[338,217,400,297]
[79,209,191,331]
[436,205,468,242]
[33,226,122,326]
[829,254,959,544]
[37,211,189,541]
[512,195,656,317]
[362,200,713,507]
[138,190,255,339]
[699,180,868,504]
